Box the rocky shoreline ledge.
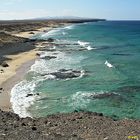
[0,110,139,140]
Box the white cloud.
[0,9,48,20]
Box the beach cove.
[0,20,73,111]
[0,19,99,112]
[0,19,140,140]
[8,20,140,120]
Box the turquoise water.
[11,21,140,119]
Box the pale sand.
[0,26,51,111]
[0,24,66,112]
[0,49,38,111]
[12,27,53,38]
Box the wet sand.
[0,25,53,111]
[0,51,37,111]
[0,21,70,111]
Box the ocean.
[11,21,140,119]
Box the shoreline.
[0,49,37,111]
[0,25,61,112]
[0,58,36,111]
[0,19,140,140]
[12,26,54,38]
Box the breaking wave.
[105,60,114,68]
[69,91,120,109]
[78,40,89,46]
[11,80,39,118]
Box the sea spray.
[78,40,89,46]
[105,60,114,68]
[10,80,38,118]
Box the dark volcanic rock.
[47,38,55,42]
[51,70,81,79]
[36,53,41,56]
[115,86,140,93]
[55,43,79,46]
[0,69,4,73]
[0,110,139,140]
[86,92,119,99]
[112,53,132,56]
[26,93,39,97]
[41,56,57,60]
[26,94,33,97]
[40,69,83,80]
[1,62,9,67]
[59,69,72,72]
[51,72,78,79]
[29,32,35,34]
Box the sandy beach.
[0,19,102,112]
[0,49,37,111]
[12,27,52,38]
[0,20,71,112]
[0,24,56,111]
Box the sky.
[0,0,140,20]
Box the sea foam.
[64,25,75,30]
[41,29,60,38]
[69,92,92,109]
[78,40,89,46]
[86,46,95,50]
[10,80,39,118]
[105,60,114,68]
[78,40,95,50]
[69,91,119,109]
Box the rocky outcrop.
[47,38,55,42]
[50,69,82,79]
[29,32,35,34]
[115,86,140,93]
[0,32,28,44]
[0,62,9,67]
[0,110,139,140]
[41,56,57,60]
[86,92,119,99]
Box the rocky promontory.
[0,110,139,140]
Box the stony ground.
[0,110,139,140]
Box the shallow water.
[11,21,140,119]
